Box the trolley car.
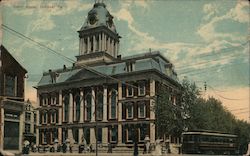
[182,131,238,155]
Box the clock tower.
[76,2,121,66]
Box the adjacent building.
[36,2,181,151]
[0,45,27,152]
[23,99,37,145]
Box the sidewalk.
[28,152,181,156]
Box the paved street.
[27,152,180,156]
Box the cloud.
[31,13,56,31]
[203,3,218,21]
[197,1,249,42]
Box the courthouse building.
[36,2,181,151]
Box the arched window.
[75,95,81,121]
[63,95,69,122]
[110,90,117,119]
[96,92,103,120]
[85,94,92,121]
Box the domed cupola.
[80,2,117,33]
[76,2,121,66]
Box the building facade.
[23,99,37,145]
[0,45,27,151]
[36,2,181,151]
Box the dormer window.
[126,62,135,72]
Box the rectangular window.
[138,103,146,118]
[52,129,58,143]
[138,82,145,96]
[97,128,102,143]
[126,104,133,119]
[25,123,30,133]
[126,128,133,142]
[139,124,148,141]
[25,112,31,122]
[5,75,16,96]
[110,127,117,143]
[72,128,79,143]
[127,85,133,97]
[62,128,68,143]
[42,132,47,144]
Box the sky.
[0,0,249,121]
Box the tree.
[180,78,201,131]
[155,83,183,138]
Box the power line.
[173,41,248,68]
[177,52,248,73]
[208,85,248,101]
[2,24,159,96]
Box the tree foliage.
[155,78,250,154]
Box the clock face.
[107,17,113,28]
[89,14,97,25]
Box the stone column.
[150,79,156,143]
[117,82,123,144]
[150,123,155,143]
[150,80,155,119]
[19,111,24,151]
[79,128,83,144]
[87,36,90,54]
[103,86,108,122]
[91,87,95,122]
[107,37,110,54]
[82,38,85,55]
[83,38,87,54]
[93,35,96,52]
[111,39,114,56]
[102,33,106,51]
[116,41,120,55]
[36,110,40,145]
[58,91,62,124]
[69,91,73,123]
[118,124,122,144]
[68,129,75,144]
[102,127,108,145]
[118,82,122,121]
[114,42,116,58]
[79,38,82,55]
[80,89,84,123]
[90,128,96,144]
[73,95,76,122]
[58,128,62,144]
[99,34,102,51]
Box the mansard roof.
[36,51,178,88]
